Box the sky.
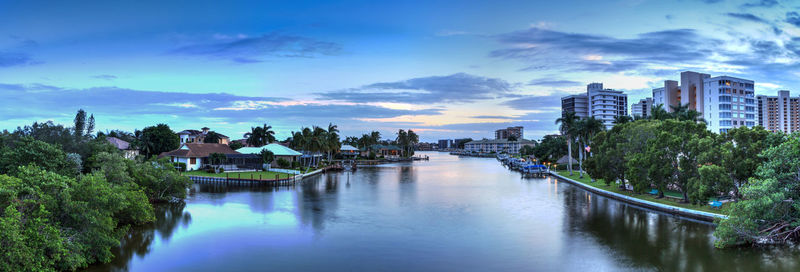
[1,0,799,142]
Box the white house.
[159,143,240,171]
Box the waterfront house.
[106,136,139,159]
[159,143,240,171]
[237,143,302,167]
[339,144,359,158]
[361,144,402,158]
[463,139,536,154]
[177,127,231,145]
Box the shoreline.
[550,171,727,223]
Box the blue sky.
[1,0,798,141]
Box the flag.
[585,145,591,152]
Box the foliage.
[0,137,73,177]
[395,129,419,157]
[244,124,275,147]
[91,153,191,202]
[454,138,472,149]
[555,112,579,175]
[228,140,244,150]
[715,135,800,247]
[532,135,566,163]
[208,152,228,166]
[276,158,291,168]
[260,150,275,165]
[202,131,224,144]
[519,145,535,156]
[0,166,154,270]
[139,124,179,157]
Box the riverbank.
[552,170,727,222]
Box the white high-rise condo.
[703,76,756,134]
[652,71,710,113]
[757,90,800,133]
[587,83,628,129]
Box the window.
[190,157,196,164]
[719,112,731,118]
[719,104,731,110]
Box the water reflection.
[562,184,800,271]
[87,203,192,271]
[89,152,800,271]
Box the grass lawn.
[555,170,728,215]
[184,170,295,180]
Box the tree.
[407,130,419,157]
[555,112,579,175]
[87,114,95,137]
[532,135,566,163]
[74,109,87,139]
[203,131,223,144]
[708,126,771,199]
[714,136,800,247]
[326,123,340,161]
[0,137,73,177]
[208,153,227,166]
[519,145,535,156]
[139,124,179,157]
[507,135,518,141]
[649,104,671,121]
[454,138,473,149]
[613,115,632,125]
[244,124,276,147]
[228,141,244,150]
[260,149,275,168]
[575,116,604,178]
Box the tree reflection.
[561,186,800,271]
[86,202,192,271]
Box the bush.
[368,151,376,160]
[277,158,290,168]
[175,162,187,172]
[218,167,225,173]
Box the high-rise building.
[495,126,524,140]
[587,83,628,129]
[703,76,756,134]
[681,71,711,114]
[632,98,653,118]
[560,94,589,119]
[652,80,680,112]
[757,90,800,133]
[437,139,454,149]
[560,83,628,129]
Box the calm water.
[90,152,800,271]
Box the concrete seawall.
[550,172,727,223]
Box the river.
[90,151,800,271]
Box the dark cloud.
[741,0,778,8]
[92,74,117,80]
[168,32,342,62]
[0,51,39,67]
[725,13,769,23]
[502,94,566,111]
[491,28,720,73]
[0,83,439,123]
[527,78,581,87]
[787,12,800,27]
[317,73,515,104]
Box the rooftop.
[237,143,302,156]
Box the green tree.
[260,149,275,167]
[208,153,227,166]
[228,140,244,150]
[714,135,800,247]
[203,131,223,143]
[713,126,771,199]
[244,124,276,147]
[555,112,579,175]
[0,137,73,177]
[139,124,179,157]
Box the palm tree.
[613,115,632,125]
[555,112,579,175]
[326,123,340,161]
[650,104,671,121]
[576,116,605,178]
[396,129,409,157]
[244,124,275,147]
[408,130,419,157]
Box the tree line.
[0,110,191,270]
[553,104,800,247]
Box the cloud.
[0,83,440,124]
[317,73,515,104]
[741,0,778,8]
[725,13,769,23]
[92,74,117,80]
[787,12,800,27]
[527,78,581,87]
[168,32,342,62]
[502,94,565,112]
[491,28,720,73]
[0,51,39,67]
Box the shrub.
[277,158,290,168]
[175,162,187,172]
